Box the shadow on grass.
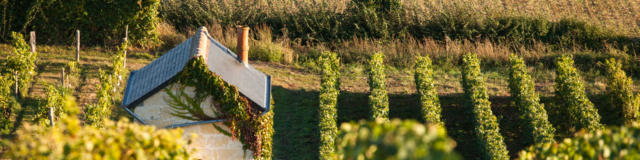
[271,85,534,159]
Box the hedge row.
[84,42,128,127]
[554,55,602,131]
[2,32,37,97]
[318,51,341,159]
[414,56,442,125]
[604,58,640,125]
[0,74,20,136]
[507,54,555,144]
[461,53,510,160]
[159,1,638,53]
[519,122,640,159]
[368,52,389,121]
[336,119,460,160]
[85,69,114,127]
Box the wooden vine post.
[30,31,36,53]
[49,106,55,126]
[123,25,128,68]
[76,30,80,62]
[13,71,18,97]
[61,67,66,88]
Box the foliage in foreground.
[3,32,37,97]
[336,119,460,160]
[414,56,442,125]
[519,122,640,159]
[554,55,602,132]
[368,52,389,121]
[318,51,341,159]
[507,54,555,144]
[604,58,640,125]
[3,117,193,159]
[461,53,510,160]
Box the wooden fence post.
[14,71,18,97]
[123,25,128,68]
[61,67,65,88]
[49,107,55,127]
[30,31,36,53]
[76,30,80,62]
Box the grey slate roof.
[121,27,271,114]
[121,37,194,108]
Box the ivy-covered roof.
[121,27,272,114]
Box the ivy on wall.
[167,57,273,159]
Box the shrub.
[111,41,128,94]
[554,55,602,131]
[519,122,640,159]
[508,54,556,145]
[336,119,461,160]
[65,61,81,89]
[318,51,341,159]
[414,56,442,125]
[85,69,114,127]
[36,84,77,126]
[461,53,510,160]
[3,116,194,159]
[0,74,20,136]
[368,52,389,121]
[604,58,640,125]
[4,32,37,97]
[250,28,294,64]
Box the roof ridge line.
[191,26,210,60]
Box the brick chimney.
[237,26,250,65]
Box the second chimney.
[237,26,250,65]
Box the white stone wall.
[133,84,253,160]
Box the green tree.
[604,58,640,125]
[507,54,555,144]
[414,56,443,125]
[554,55,602,131]
[461,53,509,160]
[318,51,341,159]
[336,119,460,160]
[368,52,389,121]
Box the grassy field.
[2,42,637,159]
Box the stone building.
[120,27,271,160]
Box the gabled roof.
[121,37,195,108]
[121,27,271,117]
